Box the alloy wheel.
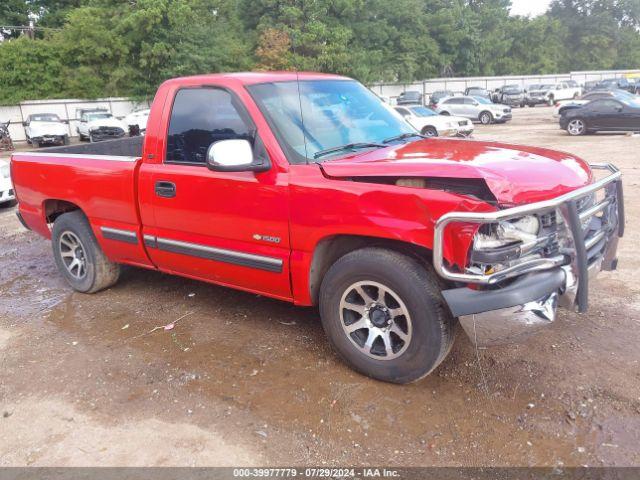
[567,119,585,136]
[339,281,412,360]
[59,231,87,279]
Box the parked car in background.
[524,84,555,107]
[545,81,582,105]
[124,108,150,134]
[464,87,492,101]
[23,113,69,147]
[397,91,423,106]
[560,96,640,136]
[583,80,600,93]
[437,96,512,124]
[77,110,127,142]
[493,85,526,107]
[595,77,636,94]
[554,89,635,117]
[0,159,15,207]
[429,90,454,107]
[394,105,474,137]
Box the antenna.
[291,32,310,162]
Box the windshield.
[409,106,437,117]
[504,87,522,94]
[31,114,61,122]
[474,97,492,104]
[87,113,112,121]
[621,97,640,108]
[248,80,415,163]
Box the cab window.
[166,88,252,164]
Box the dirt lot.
[1,108,639,467]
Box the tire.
[89,133,95,143]
[421,126,438,137]
[573,93,579,99]
[51,211,120,293]
[0,199,17,208]
[63,135,70,146]
[547,96,554,107]
[440,111,450,116]
[566,118,587,136]
[479,111,493,125]
[318,248,455,384]
[32,139,39,148]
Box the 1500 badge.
[253,234,281,244]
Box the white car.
[23,113,69,147]
[124,108,150,134]
[0,159,15,207]
[77,110,127,142]
[543,81,582,106]
[394,105,474,137]
[436,96,512,124]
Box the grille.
[458,121,468,126]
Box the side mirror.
[206,138,270,173]
[22,122,28,127]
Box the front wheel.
[547,96,555,106]
[567,118,587,136]
[421,126,438,137]
[52,211,120,293]
[319,248,455,384]
[479,111,493,125]
[439,111,450,116]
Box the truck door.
[138,86,292,301]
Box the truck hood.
[88,117,126,131]
[319,138,593,206]
[28,122,68,136]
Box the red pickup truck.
[11,72,624,384]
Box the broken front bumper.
[434,163,624,346]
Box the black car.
[428,90,454,107]
[560,96,640,136]
[397,90,423,105]
[595,77,636,94]
[464,87,491,100]
[493,85,525,107]
[557,89,635,116]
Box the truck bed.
[11,136,144,246]
[41,136,144,158]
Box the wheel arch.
[43,199,84,224]
[308,234,434,306]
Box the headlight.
[0,164,9,179]
[473,215,540,250]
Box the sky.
[510,0,553,17]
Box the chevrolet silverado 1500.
[11,72,624,384]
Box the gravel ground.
[1,107,639,467]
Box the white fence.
[369,69,640,102]
[0,97,150,143]
[2,68,639,143]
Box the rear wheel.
[421,126,438,137]
[52,211,120,293]
[319,248,455,384]
[479,111,493,125]
[31,139,39,148]
[440,111,450,116]
[567,118,587,136]
[547,95,555,106]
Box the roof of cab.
[162,71,351,87]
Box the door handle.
[155,181,176,198]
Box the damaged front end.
[435,164,624,347]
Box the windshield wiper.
[382,132,425,144]
[313,142,386,160]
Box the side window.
[166,88,252,164]
[395,107,410,117]
[446,98,463,105]
[463,97,477,105]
